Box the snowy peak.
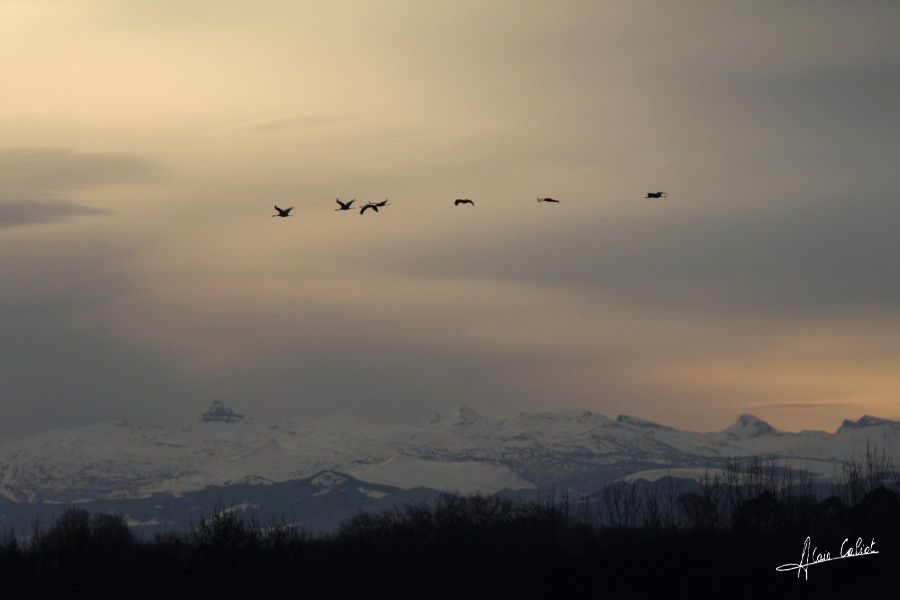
[724,414,778,439]
[201,400,245,423]
[837,415,900,433]
[2,407,898,503]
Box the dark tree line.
[1,446,897,599]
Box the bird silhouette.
[360,203,379,215]
[335,198,355,211]
[537,197,560,203]
[454,198,475,206]
[272,205,294,217]
[375,198,390,208]
[645,192,668,198]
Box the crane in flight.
[335,198,355,211]
[454,198,475,206]
[645,192,668,198]
[272,205,294,217]
[537,197,560,203]
[360,202,380,215]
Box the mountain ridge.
[1,401,897,504]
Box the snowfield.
[0,403,897,502]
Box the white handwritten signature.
[776,536,879,580]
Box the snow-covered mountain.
[1,402,898,503]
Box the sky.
[1,0,899,435]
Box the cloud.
[367,188,900,318]
[0,147,161,193]
[2,2,899,436]
[0,197,110,228]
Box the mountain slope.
[1,403,897,502]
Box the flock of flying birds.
[271,191,668,218]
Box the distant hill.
[0,470,441,535]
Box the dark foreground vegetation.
[1,448,898,599]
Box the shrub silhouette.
[850,486,900,540]
[732,491,782,540]
[1,484,897,598]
